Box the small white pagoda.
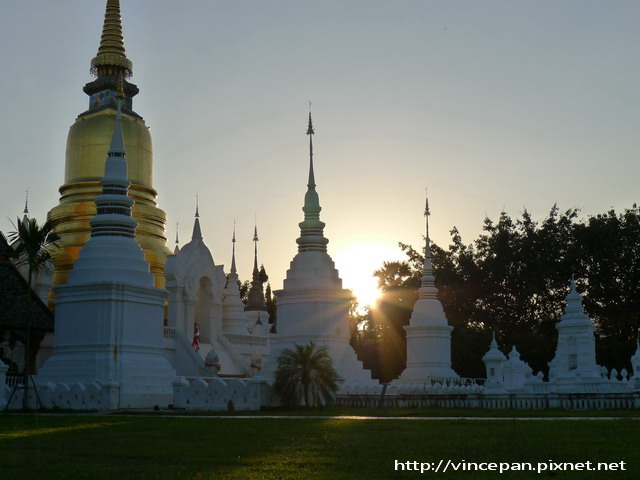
[396,194,457,383]
[547,281,606,393]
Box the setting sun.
[333,243,406,312]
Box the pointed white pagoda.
[222,225,250,335]
[548,280,604,392]
[38,103,176,408]
[482,332,507,393]
[266,111,372,385]
[396,193,457,383]
[503,346,529,392]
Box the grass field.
[1,411,638,479]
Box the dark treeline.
[351,205,640,383]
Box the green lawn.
[1,413,638,479]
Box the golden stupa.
[48,0,170,298]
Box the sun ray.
[333,243,405,313]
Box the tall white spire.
[90,101,136,239]
[396,192,457,382]
[230,220,237,274]
[296,109,329,253]
[223,222,250,334]
[417,188,437,300]
[252,223,259,275]
[191,194,202,240]
[307,108,316,189]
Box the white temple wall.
[276,290,350,340]
[172,377,264,411]
[195,276,214,343]
[37,281,176,408]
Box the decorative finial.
[424,187,431,261]
[23,189,29,215]
[424,187,430,217]
[195,193,199,218]
[297,105,328,253]
[91,0,133,78]
[253,216,259,243]
[306,106,316,189]
[230,220,237,274]
[175,222,179,245]
[90,93,135,240]
[252,220,260,275]
[307,102,314,136]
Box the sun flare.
[333,243,405,313]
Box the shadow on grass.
[1,415,639,479]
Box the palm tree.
[7,216,59,409]
[273,342,339,407]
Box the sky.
[1,1,639,308]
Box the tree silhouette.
[7,217,59,408]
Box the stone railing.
[5,372,23,389]
[163,327,176,350]
[335,392,640,410]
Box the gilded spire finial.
[175,222,179,246]
[195,193,199,218]
[23,189,29,215]
[91,0,133,78]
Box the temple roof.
[0,237,54,332]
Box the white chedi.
[503,346,530,393]
[547,281,606,393]
[37,104,176,409]
[396,195,457,383]
[482,333,507,393]
[265,113,373,386]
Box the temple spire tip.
[230,221,237,274]
[91,0,133,78]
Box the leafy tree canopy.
[356,205,640,380]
